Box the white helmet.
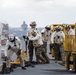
[58,26,62,30]
[62,23,69,28]
[65,25,71,29]
[45,25,51,30]
[55,26,61,31]
[30,21,36,26]
[54,26,58,31]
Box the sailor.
[29,29,50,64]
[7,34,26,73]
[0,22,10,74]
[0,36,10,74]
[65,26,75,35]
[27,21,38,63]
[0,44,2,73]
[51,26,65,62]
[41,26,51,53]
[71,25,75,31]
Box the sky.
[0,0,76,28]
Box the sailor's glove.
[60,42,63,45]
[4,56,8,61]
[26,37,29,40]
[17,49,21,55]
[8,45,11,50]
[23,36,29,40]
[23,36,26,39]
[32,32,36,37]
[41,32,44,34]
[57,35,60,39]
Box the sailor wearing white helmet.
[27,21,40,63]
[65,26,75,35]
[41,25,51,53]
[51,26,65,63]
[6,34,26,74]
[0,36,9,74]
[29,29,50,64]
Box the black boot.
[0,72,2,74]
[10,67,14,72]
[6,67,11,74]
[21,67,26,70]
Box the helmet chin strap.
[9,36,15,42]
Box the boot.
[21,67,26,70]
[10,67,14,72]
[0,72,2,74]
[6,67,11,74]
